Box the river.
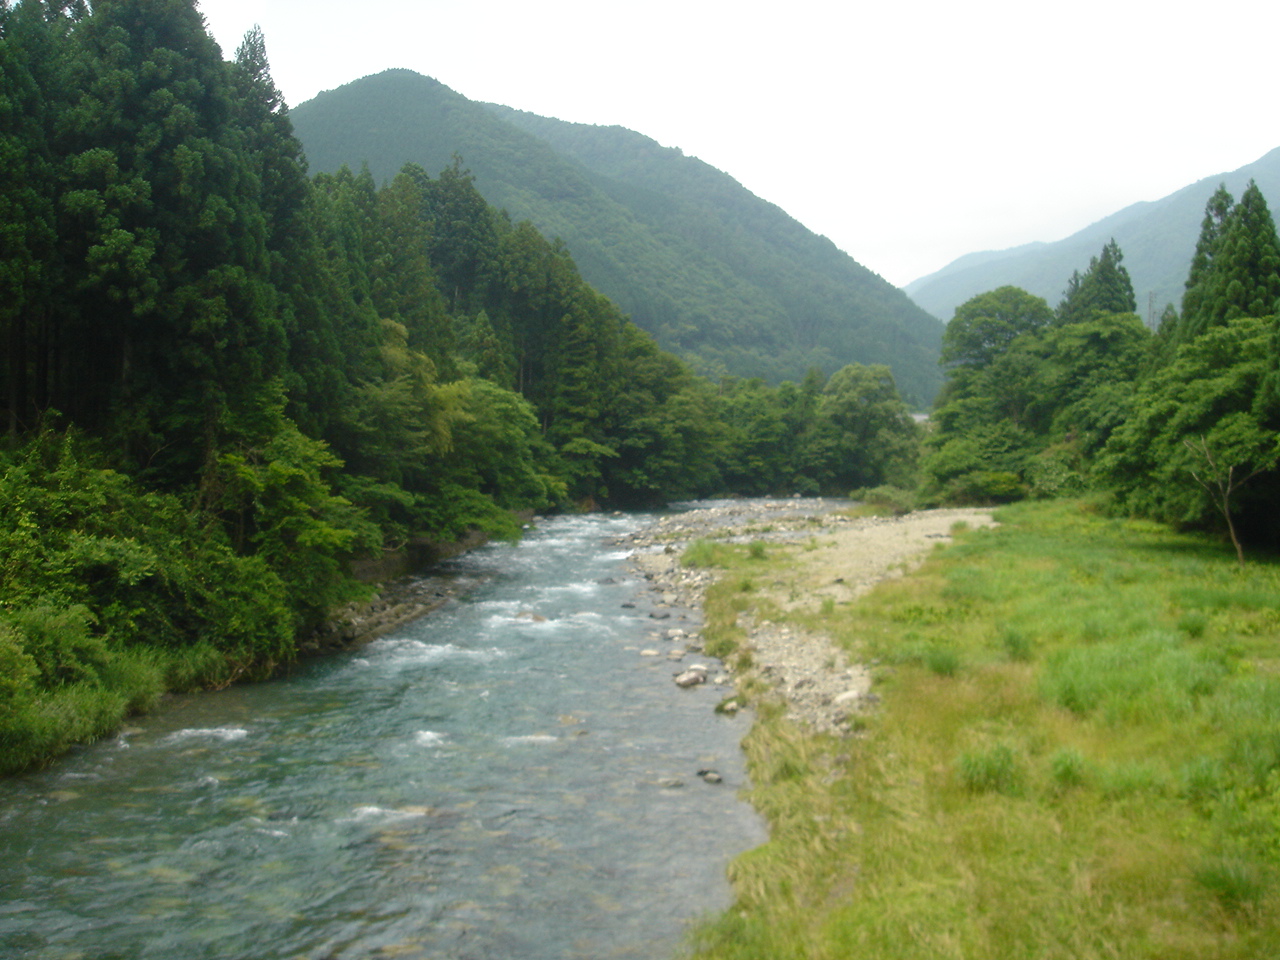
[0,512,766,960]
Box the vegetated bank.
[679,498,1280,959]
[0,1,924,775]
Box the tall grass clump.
[1048,747,1089,793]
[957,743,1025,796]
[1039,631,1226,724]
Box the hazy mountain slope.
[289,70,943,402]
[905,147,1280,322]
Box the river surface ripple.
[0,512,766,960]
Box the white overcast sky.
[199,0,1279,288]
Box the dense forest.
[920,184,1280,558]
[287,70,944,401]
[0,0,922,771]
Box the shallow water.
[0,513,765,960]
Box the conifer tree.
[55,0,286,480]
[0,0,67,434]
[1180,184,1234,326]
[1180,181,1280,342]
[1055,239,1136,325]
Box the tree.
[815,363,920,490]
[1098,315,1280,548]
[1180,181,1280,342]
[54,0,286,481]
[1037,311,1150,451]
[1180,184,1234,328]
[1182,426,1278,566]
[1055,238,1137,326]
[940,286,1053,371]
[0,0,75,435]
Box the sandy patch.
[623,502,996,733]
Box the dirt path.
[622,500,996,733]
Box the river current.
[0,512,766,959]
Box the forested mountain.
[905,147,1280,323]
[0,1,926,772]
[289,70,943,403]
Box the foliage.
[1180,181,1280,342]
[290,72,946,402]
[939,285,1053,370]
[1055,237,1136,325]
[852,484,916,516]
[0,429,297,772]
[1097,315,1280,549]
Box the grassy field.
[687,500,1280,959]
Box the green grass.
[687,499,1280,959]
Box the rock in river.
[673,665,709,688]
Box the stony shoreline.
[619,499,997,734]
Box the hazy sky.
[199,0,1279,288]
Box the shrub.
[943,470,1026,506]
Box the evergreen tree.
[1180,181,1280,342]
[1055,239,1136,325]
[372,168,453,372]
[421,157,499,312]
[54,0,286,481]
[0,0,81,435]
[1180,184,1234,327]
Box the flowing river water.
[0,512,767,960]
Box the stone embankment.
[618,499,996,734]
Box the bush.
[1026,446,1087,499]
[943,470,1026,505]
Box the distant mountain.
[289,70,943,403]
[905,148,1280,323]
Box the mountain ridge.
[905,147,1280,322]
[288,69,943,402]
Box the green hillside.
[290,70,943,402]
[905,147,1280,322]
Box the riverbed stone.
[673,666,708,688]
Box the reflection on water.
[0,513,765,960]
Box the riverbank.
[666,499,1280,959]
[619,500,996,732]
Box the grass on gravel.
[684,499,1280,959]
